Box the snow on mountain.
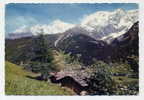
[8,9,138,41]
[55,9,138,45]
[100,30,127,44]
[80,9,138,41]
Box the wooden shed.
[49,69,91,95]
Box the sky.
[5,3,138,35]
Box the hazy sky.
[5,3,138,34]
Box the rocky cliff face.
[109,21,139,60]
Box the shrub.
[86,61,116,95]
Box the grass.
[109,62,138,84]
[5,61,75,95]
[112,76,138,85]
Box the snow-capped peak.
[80,9,138,43]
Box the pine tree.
[29,29,54,80]
[32,33,53,63]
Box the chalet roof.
[50,68,92,87]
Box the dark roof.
[50,68,92,87]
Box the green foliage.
[61,51,84,66]
[86,61,116,95]
[32,34,53,63]
[28,33,54,80]
[112,76,138,95]
[51,50,83,71]
[108,61,138,95]
[25,61,54,74]
[111,60,139,95]
[85,60,138,95]
[127,55,139,73]
[110,61,133,75]
[60,51,75,64]
[5,38,33,64]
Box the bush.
[86,61,116,95]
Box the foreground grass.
[5,61,75,95]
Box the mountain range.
[7,9,138,42]
[5,9,139,65]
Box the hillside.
[5,61,75,95]
[5,34,59,64]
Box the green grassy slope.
[5,61,75,95]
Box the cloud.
[31,20,75,35]
[13,25,30,34]
[12,19,75,36]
